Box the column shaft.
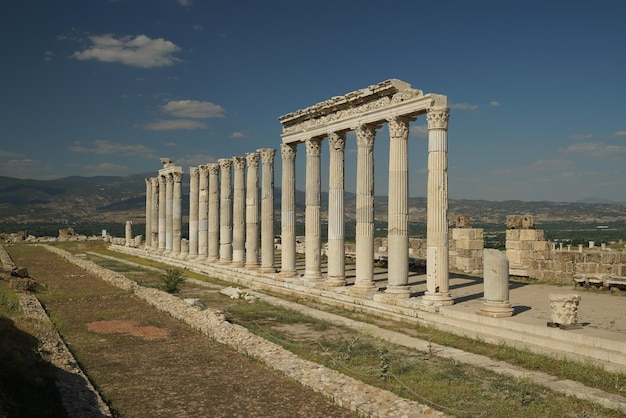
[144,178,152,248]
[304,138,322,282]
[173,171,183,254]
[245,153,260,268]
[188,167,199,257]
[158,175,166,251]
[280,143,298,278]
[198,165,209,257]
[165,173,173,251]
[352,125,377,294]
[326,132,346,286]
[258,148,276,272]
[150,177,159,249]
[386,117,411,297]
[232,157,247,266]
[207,163,220,261]
[219,159,233,262]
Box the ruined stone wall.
[530,247,626,283]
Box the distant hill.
[0,174,625,227]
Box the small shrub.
[161,269,185,293]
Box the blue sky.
[1,0,625,202]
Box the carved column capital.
[166,173,175,185]
[218,158,232,170]
[246,152,260,168]
[151,177,159,188]
[173,171,183,183]
[387,117,410,139]
[280,143,297,160]
[257,148,276,164]
[356,125,376,148]
[305,137,322,155]
[159,174,167,185]
[199,165,209,176]
[207,163,220,175]
[327,132,346,151]
[189,167,199,178]
[427,107,450,130]
[232,156,247,169]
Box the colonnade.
[143,80,454,309]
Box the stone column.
[173,171,183,254]
[165,173,174,252]
[386,117,411,297]
[476,249,513,317]
[218,158,233,263]
[150,177,159,249]
[145,178,152,248]
[326,132,347,287]
[232,156,247,267]
[258,148,277,273]
[158,174,166,252]
[188,167,199,258]
[125,221,132,246]
[423,107,453,308]
[303,137,323,283]
[244,153,260,269]
[207,163,220,262]
[198,165,209,257]
[352,125,378,294]
[280,143,298,278]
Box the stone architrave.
[218,158,233,263]
[165,173,174,252]
[352,125,378,295]
[198,165,209,257]
[258,148,277,273]
[232,156,247,267]
[145,178,152,248]
[172,171,183,254]
[385,116,411,297]
[422,107,453,308]
[476,249,513,317]
[188,167,199,257]
[158,175,167,251]
[303,137,323,283]
[244,153,260,269]
[279,143,298,278]
[326,132,347,287]
[207,163,220,262]
[150,177,159,249]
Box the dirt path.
[8,246,355,418]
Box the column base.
[206,257,218,264]
[422,291,454,309]
[325,276,347,287]
[350,282,378,296]
[384,285,411,298]
[278,270,300,280]
[231,261,245,268]
[476,301,514,318]
[303,272,323,285]
[244,263,260,270]
[259,266,277,274]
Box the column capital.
[257,148,276,164]
[151,177,159,188]
[232,156,247,169]
[305,137,322,155]
[173,171,183,183]
[166,173,175,184]
[199,164,209,176]
[207,162,220,175]
[189,167,199,177]
[280,143,297,160]
[356,125,376,148]
[427,107,450,130]
[145,177,152,187]
[218,158,232,169]
[246,152,260,168]
[159,174,167,185]
[327,132,346,151]
[387,117,410,139]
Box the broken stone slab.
[220,286,257,301]
[11,267,29,278]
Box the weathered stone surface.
[549,294,581,326]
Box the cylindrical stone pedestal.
[548,294,582,329]
[476,249,513,317]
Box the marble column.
[280,143,298,278]
[188,167,199,258]
[150,177,159,249]
[423,107,453,307]
[352,125,378,294]
[165,173,174,252]
[207,163,220,262]
[258,148,277,273]
[158,174,166,252]
[173,171,183,254]
[145,178,152,248]
[198,165,209,257]
[245,153,260,269]
[232,156,247,267]
[326,132,347,287]
[385,117,411,297]
[125,221,132,246]
[303,137,322,283]
[218,158,233,263]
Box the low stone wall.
[44,245,445,418]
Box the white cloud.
[81,162,127,172]
[44,51,54,61]
[72,34,181,68]
[142,119,208,130]
[69,139,157,157]
[450,102,478,110]
[490,101,500,107]
[0,149,22,158]
[175,154,217,167]
[230,132,246,138]
[409,124,428,138]
[612,131,626,137]
[192,24,203,32]
[161,100,225,118]
[178,0,193,6]
[560,141,626,157]
[568,133,593,140]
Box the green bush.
[161,269,185,294]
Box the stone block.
[506,250,521,265]
[506,229,520,240]
[455,214,471,228]
[585,252,601,263]
[520,229,542,241]
[506,240,521,250]
[456,239,483,250]
[520,241,534,251]
[533,241,549,251]
[601,252,617,264]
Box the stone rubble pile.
[44,244,446,418]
